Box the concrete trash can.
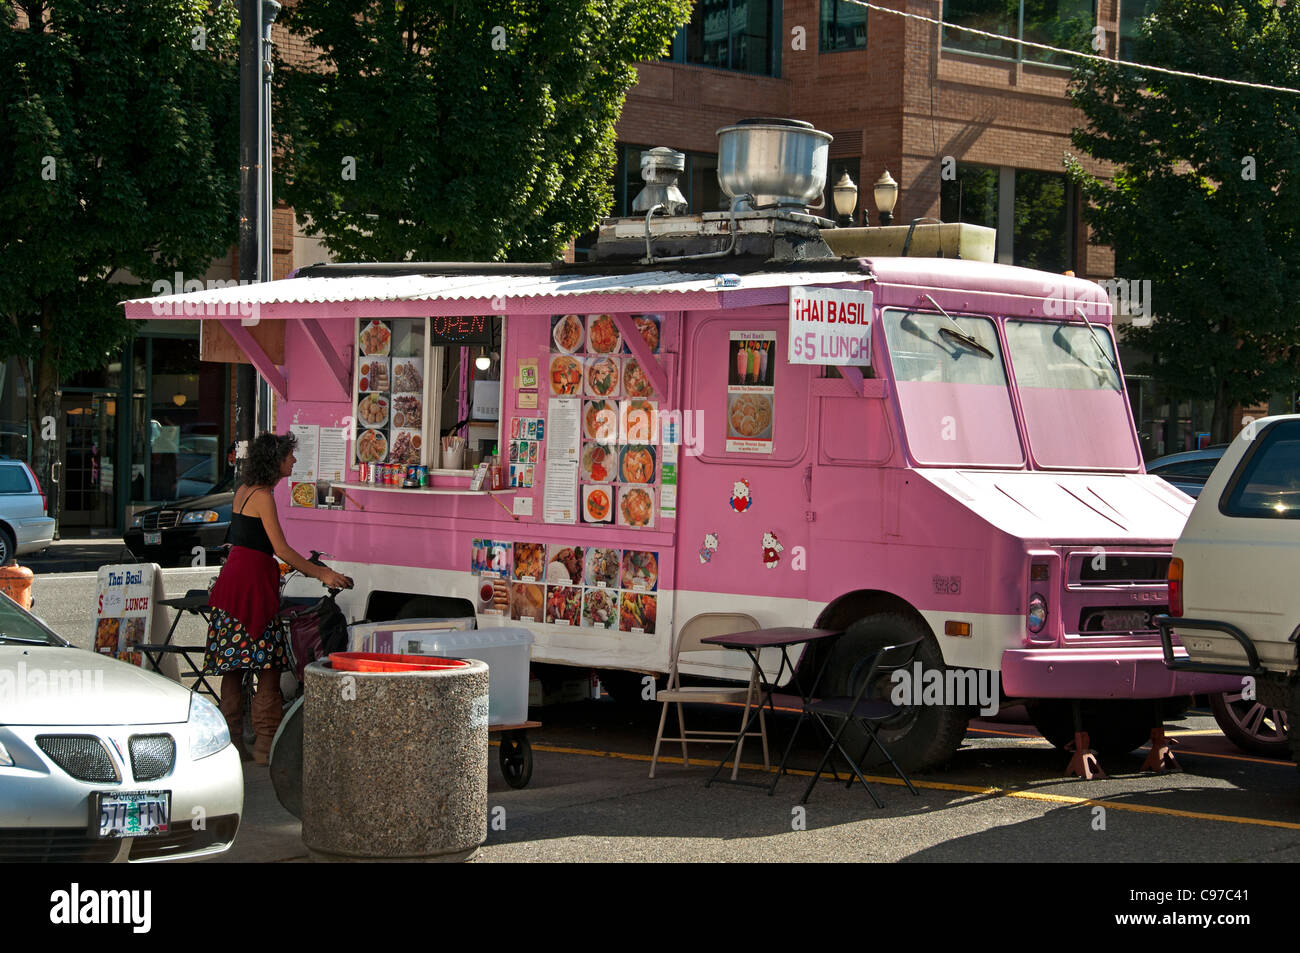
[301,654,490,862]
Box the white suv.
[1157,415,1300,764]
[0,460,54,564]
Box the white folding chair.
[649,612,770,779]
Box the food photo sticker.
[582,588,619,630]
[510,583,544,623]
[631,314,661,354]
[477,575,511,616]
[583,399,618,443]
[620,399,658,444]
[622,357,655,398]
[586,314,622,355]
[390,393,422,430]
[582,484,614,523]
[621,550,659,592]
[584,547,621,588]
[726,330,776,454]
[358,357,390,394]
[619,591,657,634]
[546,546,586,586]
[389,428,421,466]
[617,484,655,529]
[585,355,621,399]
[581,442,615,483]
[356,428,388,464]
[391,358,423,394]
[360,320,392,357]
[619,444,656,485]
[545,585,582,626]
[549,354,583,396]
[512,542,545,582]
[290,482,316,508]
[552,314,585,355]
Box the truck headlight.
[181,510,220,524]
[188,693,231,760]
[1027,593,1049,633]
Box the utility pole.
[236,0,259,463]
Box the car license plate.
[144,531,162,546]
[1099,610,1149,632]
[92,791,170,838]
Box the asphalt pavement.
[26,565,1300,865]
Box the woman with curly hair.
[202,432,350,763]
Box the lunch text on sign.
[788,287,874,367]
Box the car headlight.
[130,514,143,529]
[181,510,220,524]
[188,693,231,760]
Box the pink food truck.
[124,122,1234,770]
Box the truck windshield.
[1005,320,1139,469]
[882,309,1024,467]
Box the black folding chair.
[800,638,924,807]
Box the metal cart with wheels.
[492,721,541,789]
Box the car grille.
[141,511,182,532]
[129,734,175,782]
[36,735,119,783]
[128,814,239,861]
[0,828,121,862]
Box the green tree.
[1066,0,1300,442]
[0,0,240,488]
[275,0,692,263]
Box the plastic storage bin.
[395,626,534,727]
[347,617,476,654]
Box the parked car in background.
[176,457,218,498]
[1157,417,1300,761]
[0,592,242,860]
[0,459,55,563]
[124,472,235,568]
[1146,446,1228,499]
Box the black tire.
[499,732,533,789]
[1026,699,1157,757]
[1209,690,1290,757]
[0,526,15,565]
[820,612,970,772]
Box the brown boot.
[250,668,284,765]
[219,673,254,761]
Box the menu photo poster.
[317,426,348,510]
[94,564,169,669]
[726,330,776,454]
[289,423,319,508]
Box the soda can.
[417,465,428,487]
[359,463,369,483]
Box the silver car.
[0,459,55,563]
[0,594,243,861]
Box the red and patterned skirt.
[201,546,291,674]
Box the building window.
[821,0,868,52]
[940,162,1076,272]
[665,0,780,76]
[943,0,1096,67]
[1118,0,1158,57]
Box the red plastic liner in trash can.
[329,652,472,673]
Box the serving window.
[353,316,503,472]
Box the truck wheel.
[820,613,969,772]
[1209,691,1290,757]
[1026,699,1156,757]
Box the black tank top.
[227,488,275,555]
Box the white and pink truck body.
[125,255,1234,711]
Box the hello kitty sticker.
[762,531,784,569]
[699,532,719,564]
[730,479,752,513]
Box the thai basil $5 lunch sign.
[93,564,169,668]
[788,287,873,366]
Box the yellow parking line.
[499,741,1300,831]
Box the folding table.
[129,589,220,700]
[701,626,843,794]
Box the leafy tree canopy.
[1066,0,1300,440]
[0,0,240,470]
[275,0,693,263]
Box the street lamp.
[832,172,859,227]
[873,170,899,226]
